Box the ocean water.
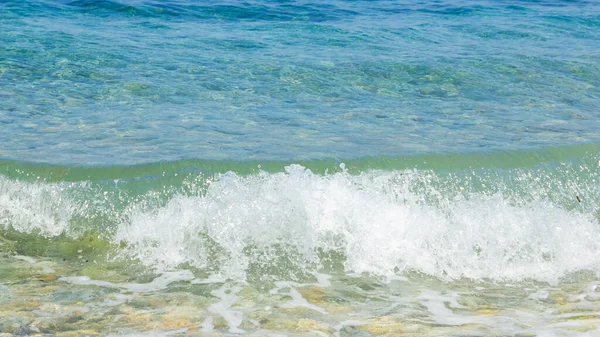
[1,0,600,336]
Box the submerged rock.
[298,286,326,303]
[296,318,329,331]
[256,316,297,331]
[39,274,59,282]
[357,317,404,335]
[0,311,34,333]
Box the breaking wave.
[2,148,600,283]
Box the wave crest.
[113,164,600,282]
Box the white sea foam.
[13,255,37,264]
[208,285,244,333]
[114,165,600,283]
[59,270,195,293]
[0,176,78,236]
[3,164,600,283]
[200,316,214,333]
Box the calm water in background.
[2,1,600,336]
[1,0,599,163]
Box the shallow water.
[2,249,600,336]
[2,150,600,336]
[2,0,600,336]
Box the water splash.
[2,156,600,283]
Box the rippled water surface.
[1,0,599,164]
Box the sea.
[1,0,600,336]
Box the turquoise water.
[1,0,599,164]
[2,1,600,336]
